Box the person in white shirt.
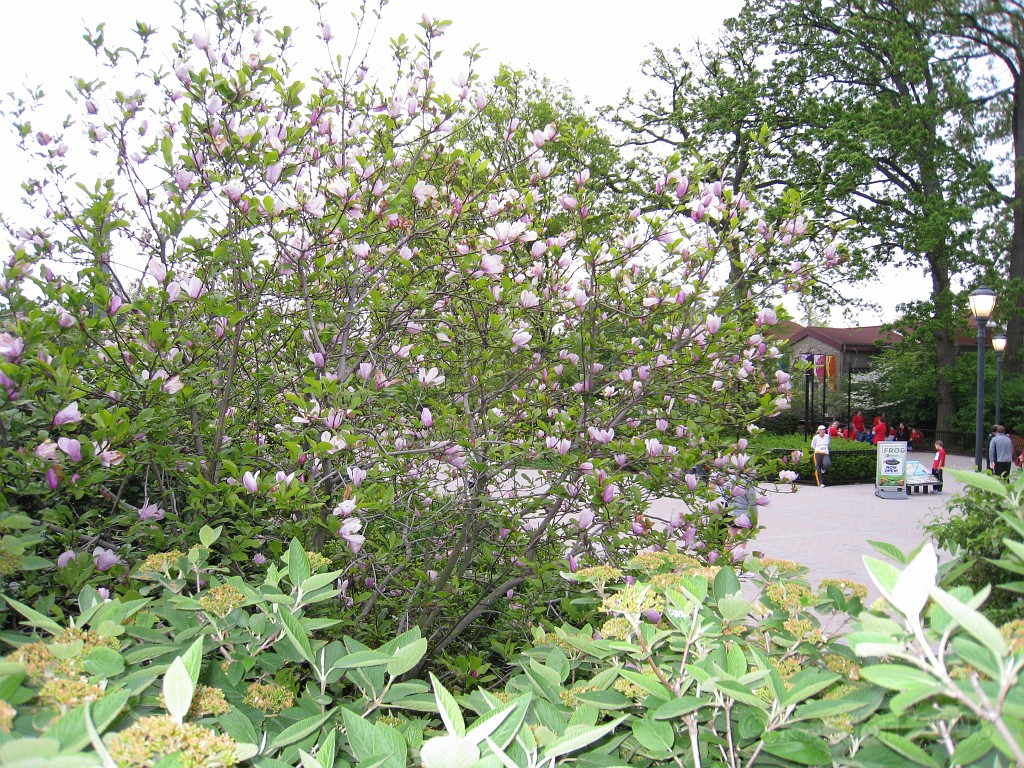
[811,424,831,487]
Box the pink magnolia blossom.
[412,180,438,205]
[162,375,184,394]
[0,333,24,363]
[421,407,434,428]
[644,438,663,457]
[601,484,618,504]
[57,551,77,569]
[418,367,445,387]
[92,547,121,572]
[511,329,532,349]
[577,508,595,529]
[347,466,367,486]
[57,437,82,462]
[53,402,83,427]
[339,517,365,553]
[46,467,60,490]
[35,440,59,461]
[333,499,357,517]
[242,471,259,493]
[138,501,165,521]
[480,253,504,275]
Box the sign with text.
[876,441,908,490]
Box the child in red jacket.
[932,440,946,492]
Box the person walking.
[811,424,831,487]
[872,416,887,445]
[932,440,946,492]
[989,425,1014,478]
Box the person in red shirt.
[932,440,946,492]
[852,410,865,440]
[828,421,841,439]
[872,418,887,445]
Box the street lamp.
[993,333,1007,427]
[969,288,997,471]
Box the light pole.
[993,333,1007,427]
[969,288,997,471]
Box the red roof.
[786,325,902,352]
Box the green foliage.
[927,469,1024,624]
[751,433,876,485]
[2,537,1022,766]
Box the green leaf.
[874,731,940,767]
[718,596,753,622]
[868,540,910,564]
[713,566,741,598]
[342,708,374,760]
[863,556,901,603]
[632,717,674,753]
[653,696,708,719]
[288,539,311,589]
[573,689,633,710]
[860,664,940,691]
[198,525,222,547]
[928,585,1009,658]
[541,717,627,760]
[82,647,125,678]
[333,650,394,669]
[947,468,1010,498]
[890,544,937,618]
[276,607,315,665]
[3,595,63,635]
[299,570,343,594]
[84,702,117,768]
[420,735,479,768]
[267,709,333,752]
[760,730,832,765]
[162,656,194,724]
[430,672,465,737]
[50,689,130,751]
[386,638,427,678]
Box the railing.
[912,428,978,457]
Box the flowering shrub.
[1,0,829,660]
[1,532,1020,767]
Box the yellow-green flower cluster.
[160,685,230,719]
[243,682,294,713]
[531,632,576,652]
[306,551,331,571]
[824,654,861,681]
[198,585,247,618]
[627,551,701,572]
[599,617,634,641]
[613,677,646,700]
[573,566,622,586]
[108,715,238,768]
[560,685,598,707]
[770,656,803,683]
[37,678,105,711]
[758,558,805,575]
[818,578,868,600]
[602,584,663,616]
[5,628,121,684]
[0,549,23,576]
[783,616,823,644]
[1001,619,1024,654]
[765,582,814,614]
[138,550,185,577]
[55,627,121,651]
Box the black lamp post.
[969,288,997,471]
[993,333,1007,427]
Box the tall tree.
[676,0,994,432]
[939,0,1024,374]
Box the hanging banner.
[875,441,908,498]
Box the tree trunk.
[930,252,958,432]
[1006,68,1024,375]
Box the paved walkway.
[747,452,976,601]
[645,452,978,603]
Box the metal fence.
[911,428,977,457]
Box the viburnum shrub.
[1,0,826,660]
[1,532,1020,767]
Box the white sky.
[0,0,931,326]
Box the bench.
[906,478,942,494]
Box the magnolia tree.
[0,0,821,662]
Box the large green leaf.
[430,672,465,737]
[760,730,832,765]
[928,586,1009,659]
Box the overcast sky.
[0,0,933,326]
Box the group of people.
[822,411,921,448]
